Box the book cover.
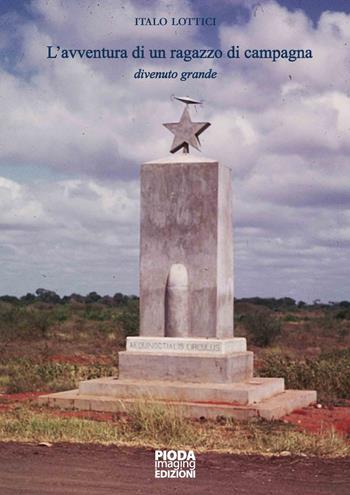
[0,1,349,493]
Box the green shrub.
[28,310,55,338]
[52,306,69,322]
[243,308,281,346]
[84,306,111,321]
[283,314,299,322]
[5,360,117,394]
[259,350,350,402]
[0,304,33,341]
[117,299,139,336]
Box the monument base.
[38,337,317,420]
[120,336,252,383]
[38,387,316,421]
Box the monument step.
[37,389,317,421]
[78,376,285,405]
[119,350,253,383]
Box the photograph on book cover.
[0,0,349,494]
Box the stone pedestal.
[120,336,252,383]
[120,349,253,384]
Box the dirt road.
[0,442,349,495]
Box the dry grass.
[0,402,348,457]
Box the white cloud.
[0,0,350,301]
[0,177,139,296]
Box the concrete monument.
[39,98,316,419]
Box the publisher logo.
[154,450,196,479]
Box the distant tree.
[0,295,19,304]
[278,297,296,308]
[113,292,126,305]
[85,291,101,303]
[20,293,36,304]
[101,295,113,306]
[69,293,85,303]
[236,297,293,311]
[35,288,61,304]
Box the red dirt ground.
[284,406,350,436]
[0,392,44,402]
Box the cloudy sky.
[0,0,349,302]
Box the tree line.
[0,290,349,310]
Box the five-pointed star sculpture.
[163,106,210,154]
